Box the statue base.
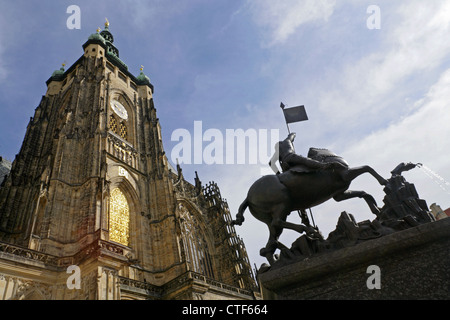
[258,217,450,299]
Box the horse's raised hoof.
[260,245,277,266]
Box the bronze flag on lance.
[280,102,308,123]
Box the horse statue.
[231,147,388,265]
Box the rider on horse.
[269,132,335,174]
[233,133,387,265]
[268,132,346,228]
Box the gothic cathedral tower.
[0,22,257,300]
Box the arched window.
[178,203,214,278]
[109,188,130,246]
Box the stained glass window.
[109,188,130,246]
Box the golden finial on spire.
[140,65,144,71]
[62,62,66,68]
[96,27,101,33]
[105,18,110,28]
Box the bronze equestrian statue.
[232,133,388,265]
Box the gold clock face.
[110,99,128,120]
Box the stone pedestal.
[258,218,450,299]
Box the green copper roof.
[49,64,65,82]
[88,30,106,45]
[136,70,151,85]
[51,66,65,77]
[107,51,128,70]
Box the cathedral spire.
[99,19,120,59]
[87,27,106,45]
[100,18,114,44]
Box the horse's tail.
[231,198,249,226]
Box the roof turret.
[136,65,151,85]
[50,63,65,80]
[88,27,106,45]
[100,19,114,43]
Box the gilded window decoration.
[119,121,128,140]
[109,115,118,135]
[178,203,214,278]
[109,114,128,142]
[109,188,130,246]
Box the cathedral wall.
[0,256,117,300]
[0,24,258,300]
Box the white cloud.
[370,1,450,91]
[344,67,450,175]
[306,0,450,143]
[247,0,337,46]
[337,66,450,226]
[223,1,450,267]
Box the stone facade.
[0,23,258,300]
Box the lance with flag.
[271,102,310,170]
[280,102,309,133]
[278,102,317,229]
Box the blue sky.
[1,0,450,268]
